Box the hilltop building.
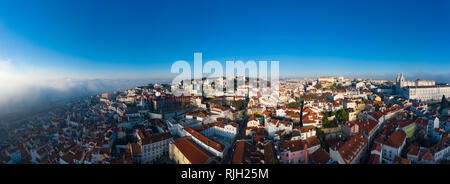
[395,73,450,102]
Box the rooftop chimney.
[304,143,308,164]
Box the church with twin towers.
[395,73,450,102]
[395,73,435,88]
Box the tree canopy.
[280,132,292,142]
[336,109,349,122]
[286,102,301,109]
[327,83,346,90]
[231,99,248,110]
[321,111,338,128]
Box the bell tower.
[400,73,405,87]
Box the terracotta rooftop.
[264,141,276,164]
[356,119,378,134]
[232,140,253,164]
[421,149,435,161]
[184,127,224,152]
[407,145,419,156]
[394,156,410,164]
[172,137,216,164]
[248,116,258,122]
[142,132,173,145]
[384,130,406,148]
[336,133,367,164]
[253,136,265,144]
[300,126,316,133]
[280,137,320,152]
[371,143,382,153]
[368,154,380,164]
[280,140,304,152]
[399,120,415,128]
[213,105,230,111]
[431,136,450,154]
[310,148,331,164]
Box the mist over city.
[0,1,449,176]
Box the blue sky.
[0,0,450,81]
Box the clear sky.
[0,0,450,81]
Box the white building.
[247,116,261,127]
[395,73,450,102]
[265,119,293,138]
[402,86,450,102]
[396,73,435,88]
[139,132,174,163]
[380,130,406,164]
[300,126,316,140]
[211,105,231,117]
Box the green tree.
[280,133,293,142]
[322,117,330,128]
[336,109,348,122]
[322,117,338,128]
[232,99,248,110]
[329,83,346,90]
[316,129,329,151]
[315,83,322,89]
[321,111,338,128]
[286,102,301,109]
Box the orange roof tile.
[311,148,330,164]
[407,145,419,156]
[264,141,276,164]
[384,130,406,148]
[184,127,224,152]
[173,137,216,164]
[232,140,252,164]
[336,133,367,164]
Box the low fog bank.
[0,59,173,122]
[0,78,167,121]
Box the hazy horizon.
[1,0,450,120]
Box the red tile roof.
[253,136,265,144]
[356,119,378,134]
[228,122,238,127]
[300,126,316,133]
[232,140,252,164]
[368,154,380,164]
[184,127,224,152]
[372,143,382,153]
[384,130,406,148]
[172,137,215,164]
[264,141,276,164]
[394,156,410,164]
[336,133,367,164]
[142,132,173,145]
[310,148,331,164]
[421,149,434,161]
[399,120,415,128]
[280,137,320,152]
[248,116,258,122]
[407,145,419,156]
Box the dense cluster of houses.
[1,76,449,164]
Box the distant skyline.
[0,0,450,82]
